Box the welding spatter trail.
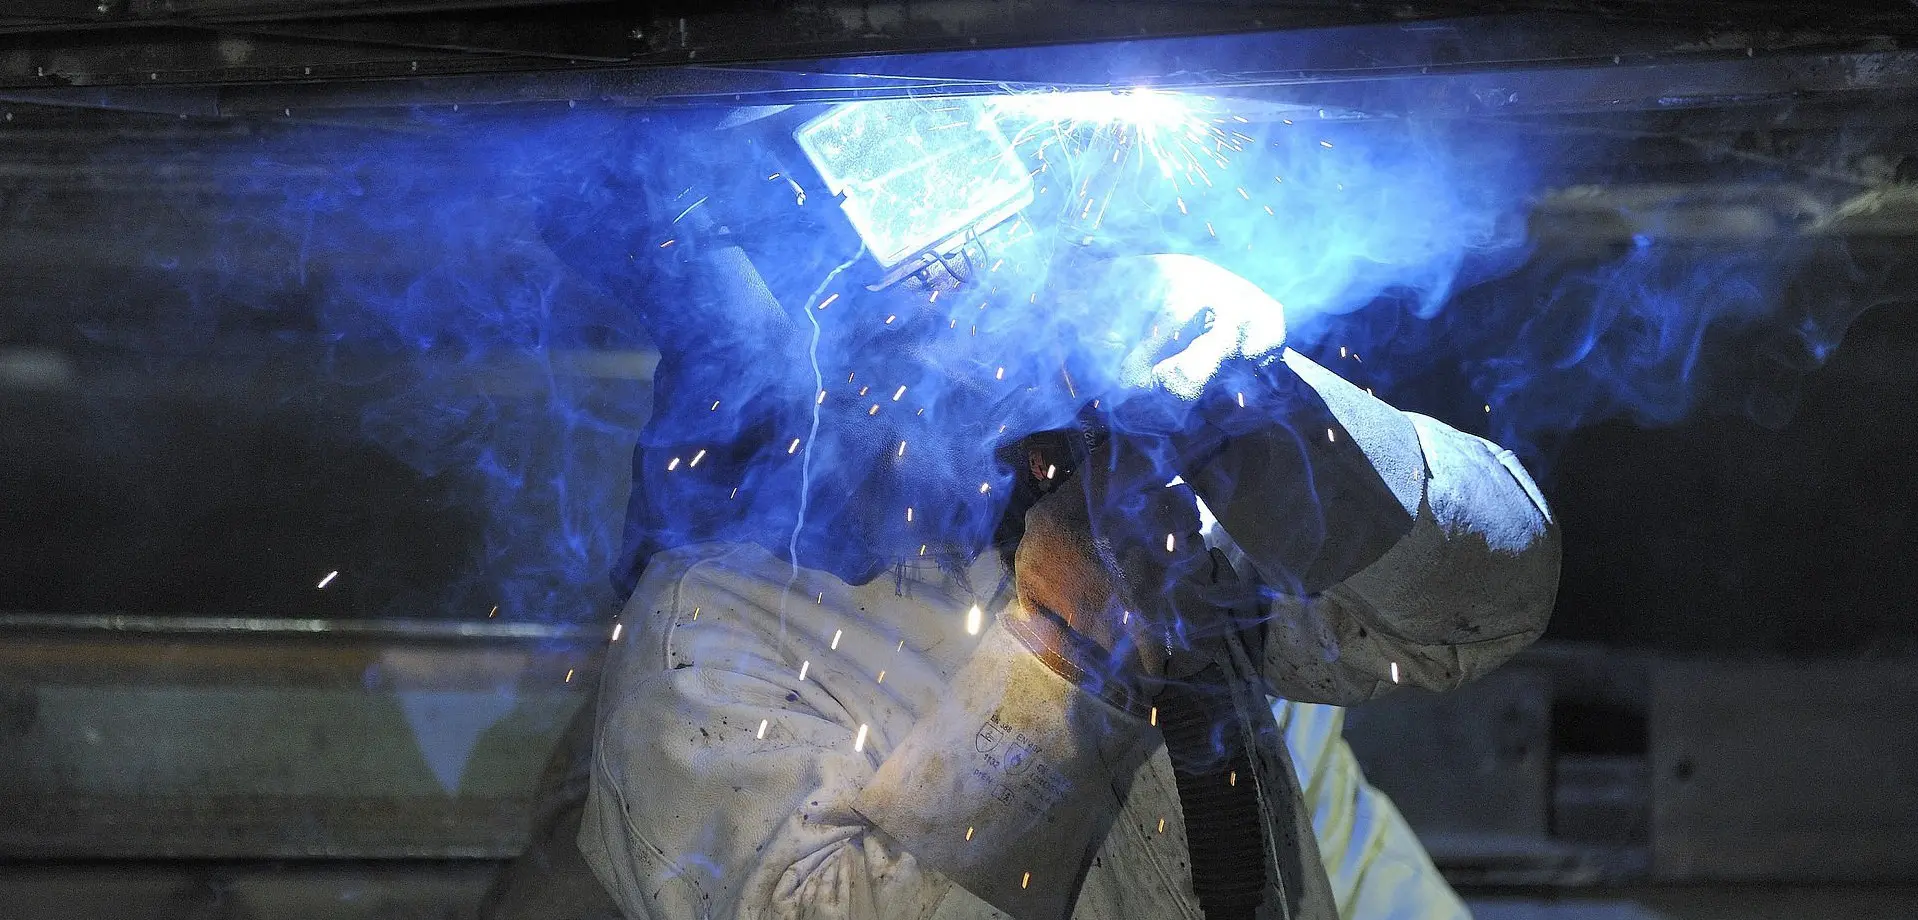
[780,244,867,642]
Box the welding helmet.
[540,103,1097,595]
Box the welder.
[498,104,1560,920]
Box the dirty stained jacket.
[580,410,1561,920]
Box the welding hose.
[1156,665,1270,920]
[1056,417,1319,920]
[1154,616,1323,920]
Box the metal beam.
[4,3,1914,92]
[3,13,1916,122]
[0,612,595,640]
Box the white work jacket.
[581,413,1560,920]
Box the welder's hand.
[1092,254,1289,400]
[1009,440,1212,682]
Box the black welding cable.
[1156,667,1271,920]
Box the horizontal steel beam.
[3,15,1916,123]
[0,612,595,640]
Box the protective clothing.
[579,395,1559,920]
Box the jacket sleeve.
[1256,410,1561,704]
[579,551,1155,920]
[1189,350,1561,706]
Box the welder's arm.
[853,616,1157,920]
[1190,349,1562,705]
[578,550,1154,920]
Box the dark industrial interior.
[4,2,1917,918]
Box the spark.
[564,668,574,683]
[667,457,681,471]
[1390,660,1401,684]
[893,385,906,401]
[799,660,810,681]
[897,639,905,652]
[757,719,769,739]
[710,400,720,411]
[1022,872,1031,890]
[1320,140,1334,148]
[1485,404,1492,413]
[671,196,709,224]
[488,606,497,618]
[993,89,1223,194]
[611,623,623,642]
[1149,707,1158,726]
[1122,611,1129,625]
[885,314,896,324]
[876,669,886,684]
[1158,817,1166,833]
[906,507,914,522]
[979,482,991,494]
[316,570,338,589]
[854,723,869,752]
[966,604,983,636]
[831,629,843,650]
[659,239,677,248]
[869,404,880,416]
[995,367,1005,380]
[817,293,840,311]
[966,826,975,841]
[690,450,707,469]
[1046,464,1057,480]
[1166,533,1176,552]
[898,441,908,457]
[817,390,827,405]
[1237,392,1245,407]
[788,438,802,454]
[1229,771,1237,787]
[1328,429,1336,443]
[859,386,869,396]
[692,607,700,620]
